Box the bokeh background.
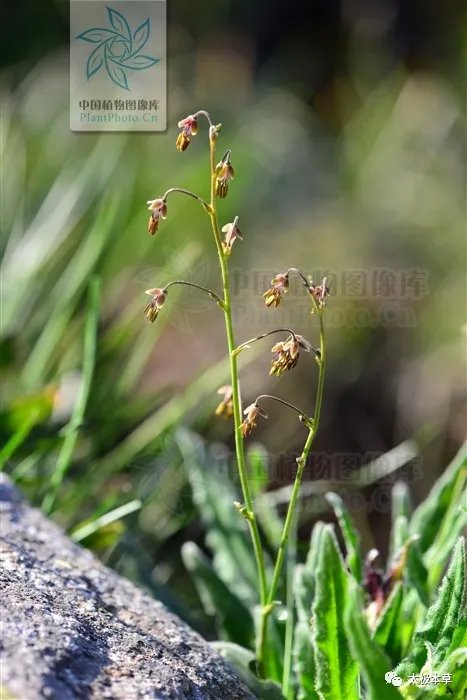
[1,0,466,635]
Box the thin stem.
[193,109,213,127]
[286,267,311,289]
[164,280,224,306]
[255,394,313,426]
[162,187,211,210]
[258,307,326,670]
[206,134,268,618]
[234,328,300,355]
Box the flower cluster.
[240,402,268,437]
[215,385,233,418]
[215,152,235,199]
[263,273,289,308]
[270,334,312,376]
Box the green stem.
[258,308,326,671]
[207,135,268,618]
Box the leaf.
[118,55,159,71]
[388,516,429,607]
[176,429,261,604]
[389,482,411,561]
[311,524,359,699]
[247,443,269,498]
[326,492,363,581]
[75,28,117,43]
[395,537,466,679]
[105,56,129,90]
[435,647,467,698]
[295,522,325,621]
[181,542,253,648]
[345,581,403,700]
[294,619,319,700]
[107,7,131,42]
[410,443,466,553]
[374,583,404,665]
[211,642,284,699]
[132,18,150,53]
[86,44,104,80]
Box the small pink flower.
[146,198,167,236]
[309,277,330,309]
[215,155,235,198]
[144,287,167,322]
[240,402,268,437]
[215,385,233,418]
[176,114,198,151]
[221,216,243,255]
[263,273,289,308]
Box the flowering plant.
[142,112,467,698]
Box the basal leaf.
[395,537,466,679]
[294,618,318,700]
[326,492,363,581]
[311,525,359,699]
[374,583,404,665]
[389,482,411,561]
[181,542,253,648]
[176,429,260,604]
[345,581,403,700]
[211,642,283,699]
[410,444,466,553]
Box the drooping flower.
[263,273,289,308]
[146,198,168,236]
[144,287,167,322]
[309,277,330,309]
[215,385,233,418]
[221,216,243,255]
[214,154,235,198]
[176,114,198,151]
[270,334,312,376]
[240,402,268,437]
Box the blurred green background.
[1,0,466,635]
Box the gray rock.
[0,476,255,700]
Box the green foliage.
[311,525,359,699]
[325,493,363,582]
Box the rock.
[0,476,255,700]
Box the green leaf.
[211,642,284,699]
[311,524,359,699]
[345,581,403,700]
[181,542,254,648]
[410,444,466,553]
[295,522,325,620]
[395,537,466,679]
[326,492,363,581]
[389,482,411,561]
[293,524,325,700]
[294,619,318,700]
[176,429,260,604]
[388,516,429,607]
[374,583,404,665]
